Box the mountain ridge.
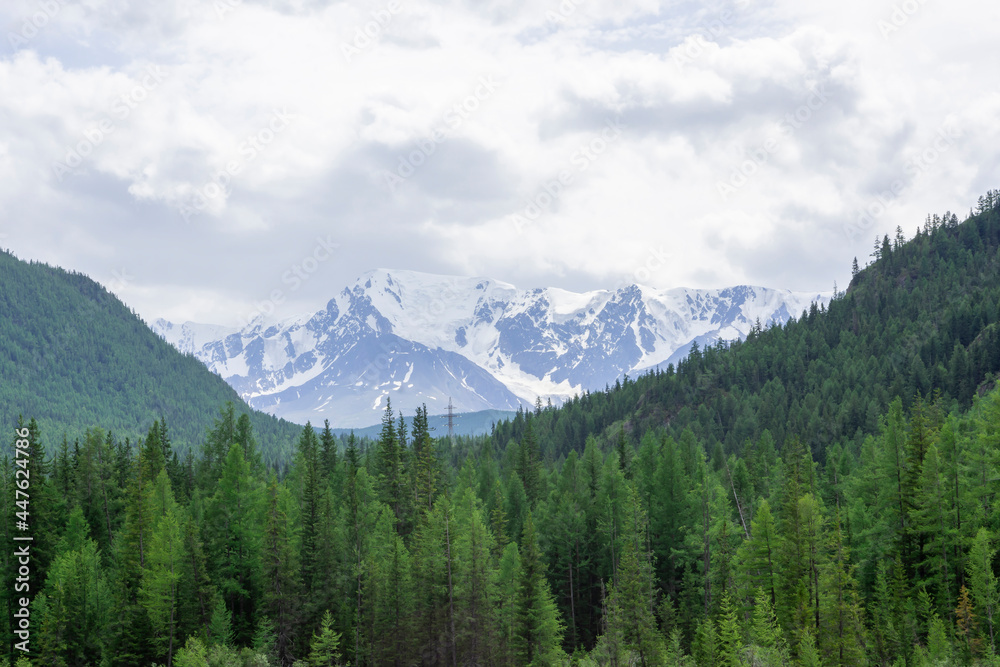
[154,269,830,427]
[0,248,301,458]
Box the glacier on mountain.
[153,269,830,427]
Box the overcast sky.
[2,0,997,327]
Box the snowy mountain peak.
[152,270,830,428]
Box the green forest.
[0,249,302,461]
[6,190,1000,666]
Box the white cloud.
[1,0,998,324]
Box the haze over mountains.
[154,269,830,427]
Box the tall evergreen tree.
[140,471,185,666]
[261,477,301,667]
[967,527,1000,655]
[514,512,565,666]
[206,444,262,646]
[454,488,499,666]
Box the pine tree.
[514,512,565,665]
[796,630,821,667]
[716,592,743,667]
[297,422,323,601]
[412,405,440,513]
[773,435,820,645]
[339,466,379,666]
[596,484,664,666]
[375,399,408,532]
[497,542,521,667]
[140,472,184,666]
[665,627,694,666]
[320,419,338,481]
[454,488,499,665]
[235,411,263,474]
[261,477,301,667]
[308,610,342,667]
[207,596,233,647]
[926,613,952,665]
[615,425,631,479]
[490,479,510,559]
[691,617,719,667]
[517,421,542,505]
[306,486,340,647]
[737,499,779,605]
[966,527,1000,655]
[201,403,238,486]
[365,504,412,666]
[206,444,262,646]
[177,513,215,644]
[747,587,788,666]
[410,497,452,664]
[818,511,866,666]
[913,441,956,611]
[34,529,113,665]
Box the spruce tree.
[517,421,542,505]
[967,527,1000,655]
[206,444,262,646]
[261,477,301,667]
[34,528,112,665]
[308,610,342,667]
[818,511,866,666]
[297,423,322,599]
[716,592,743,667]
[454,488,499,665]
[514,512,565,665]
[140,473,184,666]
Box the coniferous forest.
[8,191,1000,666]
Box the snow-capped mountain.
[153,269,830,427]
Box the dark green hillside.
[17,191,1000,667]
[495,191,1000,460]
[0,249,300,458]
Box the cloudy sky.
[1,0,997,327]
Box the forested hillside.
[495,192,1000,463]
[7,191,1000,667]
[0,249,301,461]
